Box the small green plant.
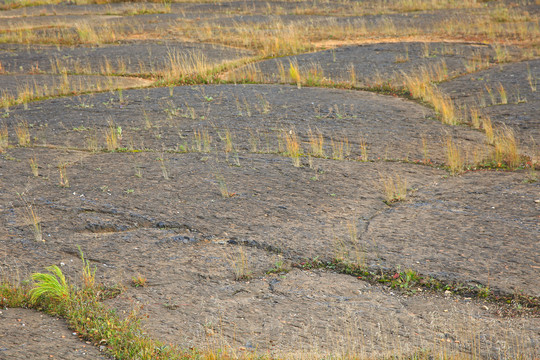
[30,265,70,303]
[131,274,147,287]
[391,269,420,290]
[78,246,96,289]
[476,284,491,298]
[267,256,288,274]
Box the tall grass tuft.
[30,265,70,303]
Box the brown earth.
[0,307,110,359]
[0,1,539,359]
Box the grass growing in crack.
[29,157,39,177]
[58,162,69,187]
[330,136,349,160]
[192,128,212,153]
[18,194,43,242]
[227,246,252,281]
[284,129,302,167]
[131,274,147,288]
[527,64,537,92]
[15,120,31,146]
[0,123,8,152]
[78,246,96,289]
[359,137,369,162]
[469,107,481,129]
[0,250,192,360]
[30,265,70,303]
[308,128,325,158]
[497,83,507,104]
[492,126,520,170]
[288,59,301,89]
[380,173,407,205]
[295,257,540,316]
[216,175,233,198]
[159,156,169,180]
[445,136,463,175]
[421,135,430,164]
[482,115,494,145]
[105,119,120,151]
[218,128,234,155]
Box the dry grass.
[0,21,141,46]
[227,246,252,280]
[402,64,458,125]
[492,126,520,169]
[14,120,31,146]
[0,123,8,152]
[105,119,119,151]
[284,129,302,167]
[308,128,325,158]
[288,59,302,89]
[29,157,39,177]
[380,173,407,204]
[58,162,69,187]
[18,194,43,242]
[331,136,349,160]
[482,115,494,145]
[192,128,212,153]
[359,137,369,162]
[445,136,463,175]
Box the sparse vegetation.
[18,194,43,242]
[380,173,408,204]
[227,246,252,280]
[15,120,31,146]
[131,274,147,287]
[445,136,464,175]
[0,1,538,359]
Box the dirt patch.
[0,307,110,359]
